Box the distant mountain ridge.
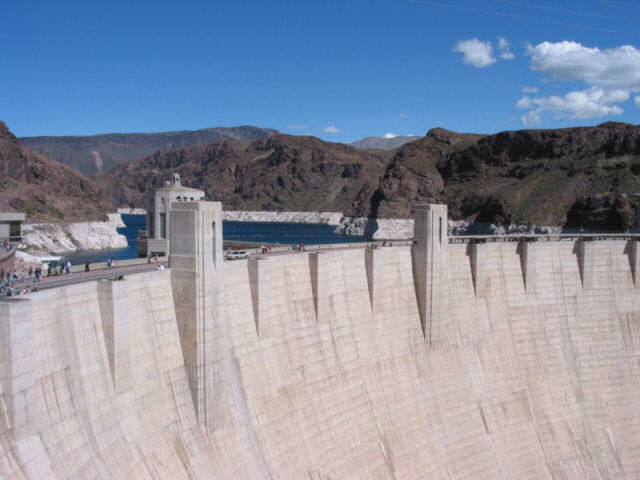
[19,125,279,176]
[350,135,418,150]
[7,119,640,231]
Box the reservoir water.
[64,214,368,265]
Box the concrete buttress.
[308,252,329,322]
[169,200,225,430]
[518,239,537,293]
[97,279,132,394]
[629,240,640,288]
[248,257,273,336]
[411,204,449,345]
[0,298,36,440]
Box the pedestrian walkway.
[4,262,163,294]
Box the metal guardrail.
[236,233,640,256]
[449,233,640,244]
[67,255,168,274]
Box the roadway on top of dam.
[5,231,640,295]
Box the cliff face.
[19,125,278,176]
[102,134,391,217]
[0,121,115,222]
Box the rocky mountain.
[0,121,114,222]
[373,122,640,229]
[19,125,278,177]
[12,119,640,231]
[102,134,392,217]
[101,122,640,231]
[350,135,418,150]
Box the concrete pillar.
[518,240,537,293]
[469,242,487,297]
[629,240,640,288]
[0,298,36,440]
[309,253,329,322]
[97,279,132,394]
[411,204,448,345]
[169,201,224,430]
[248,258,273,335]
[365,247,383,313]
[577,239,594,289]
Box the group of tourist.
[4,284,38,296]
[1,268,18,282]
[0,266,41,296]
[1,239,11,252]
[46,261,72,276]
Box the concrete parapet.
[248,257,273,335]
[0,299,36,440]
[308,253,329,322]
[412,204,448,345]
[97,279,132,394]
[169,201,224,430]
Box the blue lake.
[64,214,367,265]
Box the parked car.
[225,250,249,260]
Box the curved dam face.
[2,202,640,479]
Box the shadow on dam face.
[3,203,640,478]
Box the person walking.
[85,262,90,272]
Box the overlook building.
[0,212,25,242]
[137,173,205,257]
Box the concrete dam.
[2,202,640,479]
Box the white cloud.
[636,96,640,108]
[521,86,539,93]
[384,133,398,139]
[529,41,640,91]
[399,112,407,118]
[516,41,640,125]
[287,124,308,130]
[520,110,541,127]
[498,36,515,60]
[323,125,340,134]
[517,86,628,125]
[454,38,496,68]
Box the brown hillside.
[102,134,392,217]
[0,121,115,222]
[101,122,640,231]
[372,123,640,229]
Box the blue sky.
[1,0,639,142]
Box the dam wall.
[2,204,640,478]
